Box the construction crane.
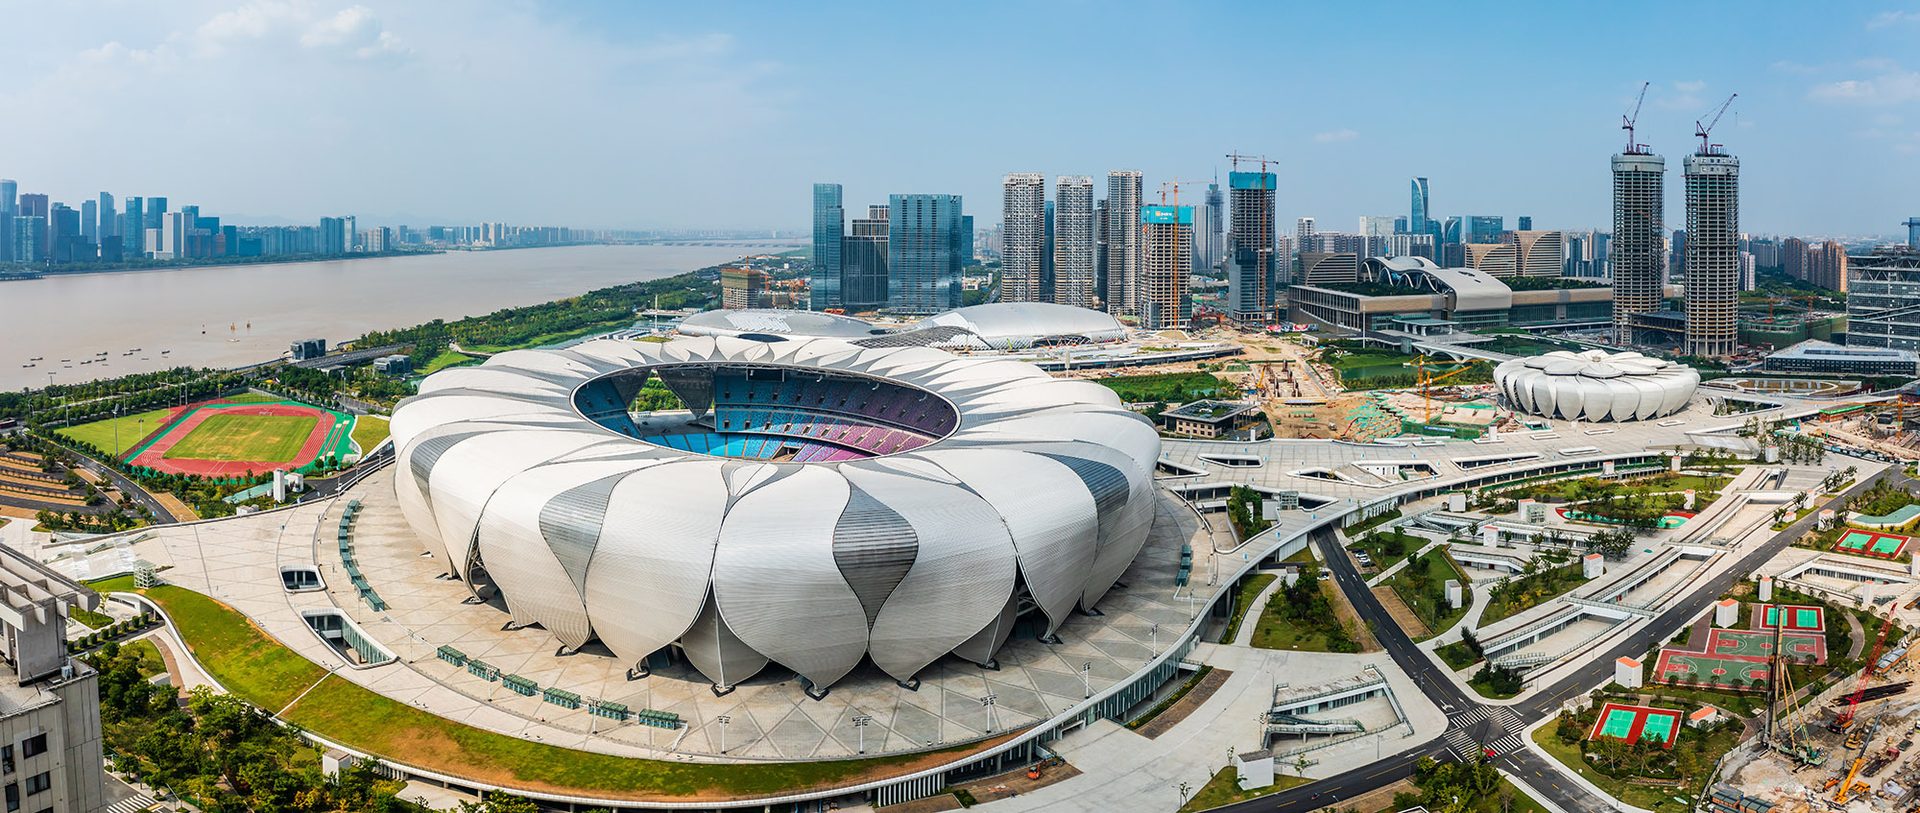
[1768,611,1822,764]
[1621,81,1651,155]
[1834,744,1871,804]
[1404,355,1479,424]
[1225,152,1273,175]
[1695,93,1738,154]
[1833,605,1901,732]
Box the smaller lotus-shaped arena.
[1493,349,1699,422]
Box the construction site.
[1711,603,1920,813]
[1802,400,1920,463]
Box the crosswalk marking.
[104,794,156,813]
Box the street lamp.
[853,714,873,754]
[715,715,730,754]
[1081,662,1092,698]
[980,694,999,733]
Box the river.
[0,244,785,392]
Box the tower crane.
[1403,355,1479,424]
[1832,605,1900,732]
[1224,152,1272,175]
[1695,93,1738,154]
[1621,81,1651,155]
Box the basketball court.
[1653,648,1770,688]
[1589,702,1684,748]
[1706,628,1826,664]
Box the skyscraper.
[887,194,965,314]
[1683,149,1740,358]
[1517,216,1533,231]
[1203,181,1225,271]
[49,204,81,263]
[811,183,844,310]
[80,199,97,245]
[0,179,14,262]
[121,197,144,257]
[145,197,167,233]
[1295,217,1316,253]
[1811,240,1848,293]
[97,192,115,244]
[1053,176,1096,309]
[1000,173,1047,303]
[1138,205,1193,329]
[843,205,890,308]
[1611,150,1665,345]
[1906,218,1920,248]
[1094,199,1109,302]
[1409,177,1430,238]
[1225,170,1276,321]
[1104,171,1144,316]
[17,194,49,261]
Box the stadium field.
[163,413,317,462]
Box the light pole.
[980,694,999,733]
[716,715,730,754]
[853,714,872,754]
[1149,623,1159,656]
[1081,662,1094,698]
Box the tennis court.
[1751,603,1826,632]
[1653,648,1770,688]
[1835,529,1911,560]
[1706,628,1826,664]
[1589,702,1684,748]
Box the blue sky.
[3,1,1918,236]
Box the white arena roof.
[389,336,1160,692]
[676,308,886,340]
[1494,349,1699,422]
[911,302,1129,350]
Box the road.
[1219,462,1906,813]
[30,434,182,525]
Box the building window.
[1,746,11,775]
[19,774,43,797]
[15,739,41,761]
[4,783,16,812]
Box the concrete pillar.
[1615,656,1643,689]
[1445,579,1463,609]
[1583,553,1604,578]
[1482,525,1500,547]
[1758,575,1773,602]
[1714,598,1738,627]
[1603,460,1616,475]
[272,470,287,503]
[1670,454,1682,473]
[1684,489,1697,510]
[1448,493,1466,512]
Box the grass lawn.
[1349,529,1423,572]
[1219,574,1276,644]
[1385,550,1471,638]
[1093,371,1238,404]
[119,638,168,679]
[1479,564,1588,627]
[163,413,316,462]
[220,392,283,404]
[1250,581,1358,652]
[71,605,114,630]
[350,415,391,453]
[57,406,179,457]
[467,322,633,353]
[1435,639,1483,670]
[97,578,994,802]
[418,349,481,375]
[1532,713,1737,810]
[1177,766,1310,813]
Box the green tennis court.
[1753,603,1826,632]
[1589,702,1684,748]
[1835,529,1910,560]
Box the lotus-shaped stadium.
[389,335,1161,695]
[1493,349,1699,422]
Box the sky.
[4,0,1919,237]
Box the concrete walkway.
[977,645,1448,812]
[1364,540,1445,588]
[1233,576,1287,647]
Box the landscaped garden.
[1384,549,1471,638]
[1250,564,1360,653]
[1092,371,1239,404]
[1535,696,1740,810]
[1479,559,1588,626]
[1349,528,1422,571]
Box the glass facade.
[888,194,965,314]
[811,183,844,310]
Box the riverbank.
[0,249,438,281]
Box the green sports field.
[162,413,317,462]
[56,406,179,457]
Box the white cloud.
[1810,69,1920,104]
[1868,9,1920,29]
[1653,80,1707,111]
[1313,128,1358,143]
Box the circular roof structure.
[676,308,886,340]
[1493,349,1699,422]
[389,336,1160,692]
[911,302,1128,350]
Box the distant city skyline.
[7,1,1920,235]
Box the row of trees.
[1270,563,1359,653]
[1225,485,1271,541]
[357,270,720,353]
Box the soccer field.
[162,413,318,462]
[57,406,181,457]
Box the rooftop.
[1163,399,1260,422]
[1768,339,1919,362]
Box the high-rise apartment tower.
[1000,173,1047,303]
[1053,176,1096,309]
[1225,170,1276,321]
[1104,171,1144,316]
[1611,151,1665,344]
[811,183,844,310]
[1683,150,1740,358]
